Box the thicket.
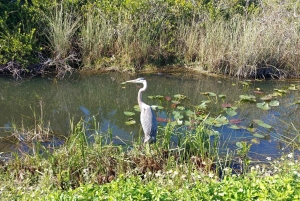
[1,0,300,78]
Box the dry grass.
[179,1,300,78]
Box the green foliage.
[2,0,300,79]
[0,1,40,66]
[41,158,300,200]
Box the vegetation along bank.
[1,0,300,79]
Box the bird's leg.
[145,142,151,155]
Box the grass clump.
[0,115,300,200]
[1,0,300,78]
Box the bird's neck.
[138,80,147,107]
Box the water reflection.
[0,72,299,159]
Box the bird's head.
[126,77,146,84]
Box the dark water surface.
[0,72,300,160]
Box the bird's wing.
[140,104,157,142]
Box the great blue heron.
[126,78,157,143]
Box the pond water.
[0,72,300,161]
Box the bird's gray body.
[126,78,157,143]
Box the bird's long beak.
[126,79,137,83]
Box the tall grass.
[179,1,300,78]
[37,1,300,78]
[2,1,300,78]
[44,4,80,78]
[79,6,115,69]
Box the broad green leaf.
[186,110,194,117]
[225,108,237,116]
[239,95,256,102]
[176,119,183,125]
[253,119,272,129]
[228,124,240,129]
[274,89,287,94]
[204,117,215,125]
[151,105,164,110]
[201,92,216,97]
[219,94,226,99]
[125,119,136,125]
[134,105,141,112]
[294,100,300,104]
[253,133,265,138]
[174,94,186,100]
[260,95,272,101]
[124,111,135,116]
[247,127,257,132]
[288,84,297,91]
[236,142,243,148]
[177,106,185,110]
[214,116,229,125]
[251,138,260,144]
[269,100,279,107]
[185,121,192,126]
[208,130,219,136]
[197,102,207,109]
[171,100,180,104]
[155,95,164,99]
[257,102,271,110]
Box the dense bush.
[1,0,300,78]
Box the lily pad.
[256,102,271,110]
[174,94,186,100]
[155,95,164,99]
[251,138,260,144]
[288,84,297,91]
[173,111,183,120]
[253,133,265,139]
[294,100,300,104]
[151,105,164,110]
[239,95,256,102]
[236,142,243,148]
[247,127,257,133]
[208,130,219,136]
[125,119,136,125]
[124,111,135,116]
[260,95,272,101]
[271,92,283,97]
[228,124,240,129]
[269,100,279,107]
[186,110,195,117]
[219,94,226,99]
[225,108,237,116]
[214,116,229,126]
[274,89,287,94]
[134,105,141,112]
[176,106,185,110]
[172,100,181,104]
[253,119,272,129]
[185,121,192,126]
[197,102,208,110]
[201,92,216,97]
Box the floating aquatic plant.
[239,95,256,102]
[125,119,136,125]
[253,119,272,129]
[124,111,135,116]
